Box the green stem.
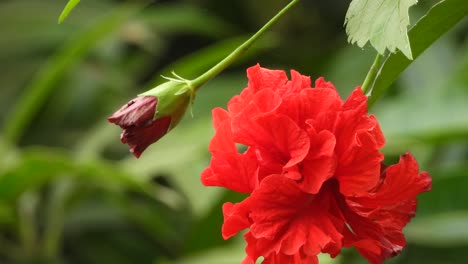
[190,0,300,90]
[361,53,384,95]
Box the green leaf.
[414,166,468,217]
[392,246,468,264]
[406,211,468,246]
[3,3,143,144]
[182,190,246,254]
[159,241,246,264]
[368,0,468,107]
[345,0,417,59]
[140,4,237,38]
[378,97,468,155]
[0,147,150,201]
[58,0,80,24]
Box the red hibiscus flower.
[201,64,432,264]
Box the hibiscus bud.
[107,0,301,158]
[108,80,192,158]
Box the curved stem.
[191,0,300,90]
[361,53,384,96]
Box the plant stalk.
[190,0,300,91]
[361,53,384,95]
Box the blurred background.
[0,0,467,263]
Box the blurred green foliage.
[0,0,467,263]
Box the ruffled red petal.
[232,113,310,173]
[223,175,345,263]
[335,128,384,196]
[277,88,342,128]
[201,64,432,264]
[342,153,432,264]
[201,148,259,193]
[246,64,289,93]
[299,128,336,194]
[201,109,258,193]
[262,251,319,264]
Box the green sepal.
[139,80,193,129]
[174,87,190,96]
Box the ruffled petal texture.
[201,64,432,264]
[342,153,432,264]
